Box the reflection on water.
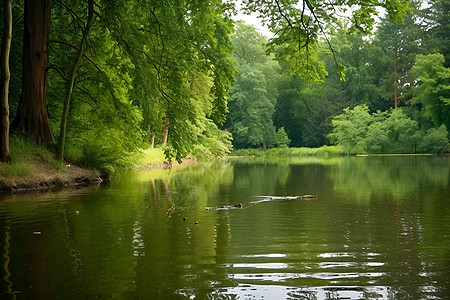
[0,156,449,299]
[207,284,391,300]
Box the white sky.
[233,1,273,37]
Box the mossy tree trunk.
[0,0,13,162]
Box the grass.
[0,136,67,178]
[131,147,167,167]
[1,137,170,180]
[1,162,35,177]
[230,145,341,158]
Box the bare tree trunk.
[0,0,13,162]
[394,47,398,109]
[57,0,94,161]
[150,135,155,148]
[161,118,169,145]
[11,0,53,145]
[262,141,267,151]
[148,124,155,148]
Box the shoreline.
[0,155,197,194]
[0,163,105,194]
[133,156,197,171]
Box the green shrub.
[328,106,446,154]
[79,143,131,175]
[417,125,449,153]
[328,105,372,154]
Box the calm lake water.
[1,156,449,299]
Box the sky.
[233,1,272,37]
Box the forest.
[0,0,449,174]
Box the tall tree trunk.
[0,0,13,162]
[161,118,169,145]
[57,0,94,161]
[11,0,53,145]
[394,47,398,109]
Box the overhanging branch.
[304,0,339,67]
[49,39,101,72]
[47,65,68,81]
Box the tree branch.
[76,85,99,106]
[57,0,85,29]
[49,39,101,72]
[304,0,339,66]
[47,65,68,81]
[274,0,294,29]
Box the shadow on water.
[1,156,449,299]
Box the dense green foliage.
[2,0,237,169]
[328,105,449,154]
[227,0,449,154]
[224,23,280,149]
[1,0,448,171]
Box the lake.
[1,155,449,299]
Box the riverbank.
[0,154,103,193]
[0,147,197,193]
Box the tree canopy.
[1,0,448,166]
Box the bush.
[79,143,131,175]
[417,125,449,153]
[328,105,372,154]
[329,106,445,154]
[382,109,420,153]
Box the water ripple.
[230,272,385,281]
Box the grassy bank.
[0,138,102,192]
[0,140,197,193]
[230,145,341,158]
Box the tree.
[276,127,290,148]
[410,53,450,129]
[0,0,12,162]
[56,0,94,161]
[11,0,53,145]
[47,0,145,171]
[103,0,235,161]
[225,23,280,149]
[376,0,426,109]
[422,0,450,67]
